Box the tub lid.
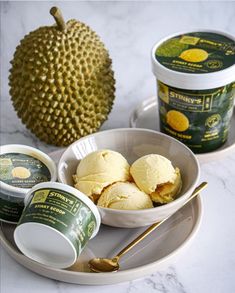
[0,144,57,197]
[152,30,235,90]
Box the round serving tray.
[0,150,203,285]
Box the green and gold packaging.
[0,145,57,223]
[152,31,235,153]
[14,182,101,269]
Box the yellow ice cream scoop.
[130,154,178,194]
[179,48,208,63]
[166,110,189,132]
[150,168,182,204]
[11,167,31,179]
[73,150,130,199]
[97,182,153,210]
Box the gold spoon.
[88,182,208,273]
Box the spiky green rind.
[9,20,115,146]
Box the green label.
[18,188,96,255]
[0,192,24,223]
[155,32,235,73]
[0,153,51,188]
[158,81,235,153]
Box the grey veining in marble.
[1,1,235,293]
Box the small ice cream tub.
[151,30,235,153]
[0,144,57,223]
[14,182,101,269]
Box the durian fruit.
[9,7,115,146]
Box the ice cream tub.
[152,30,235,153]
[14,182,101,269]
[0,144,57,223]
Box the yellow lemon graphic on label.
[166,110,189,132]
[179,48,208,63]
[12,167,31,179]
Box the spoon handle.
[116,182,208,259]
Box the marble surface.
[1,1,235,293]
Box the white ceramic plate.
[130,97,235,164]
[0,150,203,285]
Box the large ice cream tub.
[151,30,235,153]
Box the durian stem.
[50,7,66,31]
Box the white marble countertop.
[1,1,235,292]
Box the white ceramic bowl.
[58,128,200,228]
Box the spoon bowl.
[88,257,119,273]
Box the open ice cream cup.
[0,144,57,224]
[14,182,101,269]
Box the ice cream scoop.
[73,150,130,200]
[150,167,182,204]
[130,154,182,204]
[97,182,153,210]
